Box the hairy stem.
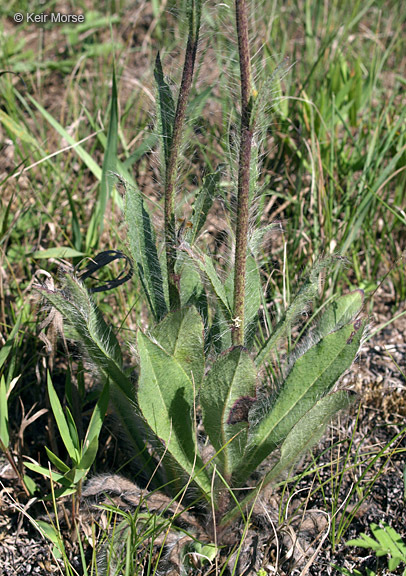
[233,0,253,345]
[165,0,202,308]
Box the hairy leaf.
[238,319,364,483]
[317,290,364,337]
[223,390,355,525]
[256,256,345,366]
[124,181,168,321]
[152,307,205,388]
[179,242,232,319]
[37,275,150,473]
[137,313,210,495]
[185,168,221,245]
[154,52,175,172]
[200,347,257,479]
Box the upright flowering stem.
[165,0,201,308]
[233,0,253,345]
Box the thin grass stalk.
[165,0,202,307]
[233,0,254,345]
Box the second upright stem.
[232,0,253,346]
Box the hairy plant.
[33,0,366,567]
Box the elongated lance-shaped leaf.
[237,318,365,484]
[208,306,232,354]
[86,66,119,249]
[177,257,208,322]
[45,447,70,473]
[316,289,364,337]
[200,347,257,479]
[179,242,232,320]
[137,323,211,496]
[47,372,80,463]
[36,274,152,474]
[255,256,343,367]
[261,389,356,485]
[79,380,109,471]
[248,223,280,257]
[0,375,9,448]
[185,167,222,246]
[152,307,205,388]
[154,52,175,174]
[124,179,168,322]
[0,313,21,370]
[222,389,355,526]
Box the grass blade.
[86,66,119,249]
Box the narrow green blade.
[87,66,119,248]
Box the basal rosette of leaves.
[36,261,365,526]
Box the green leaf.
[179,242,232,319]
[200,347,257,479]
[261,390,356,486]
[152,307,205,388]
[256,256,342,366]
[208,306,232,353]
[185,168,221,246]
[22,475,37,496]
[64,466,88,485]
[47,372,78,462]
[30,247,86,259]
[248,223,279,256]
[82,380,109,452]
[86,66,119,248]
[38,275,151,474]
[0,314,22,370]
[137,327,211,495]
[0,375,9,447]
[239,319,364,483]
[44,447,71,474]
[24,462,70,484]
[124,180,168,321]
[177,257,207,317]
[78,435,99,471]
[79,381,109,470]
[123,132,159,169]
[154,52,175,171]
[36,520,63,550]
[347,522,406,572]
[65,406,80,454]
[28,95,102,180]
[317,290,364,336]
[224,390,355,525]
